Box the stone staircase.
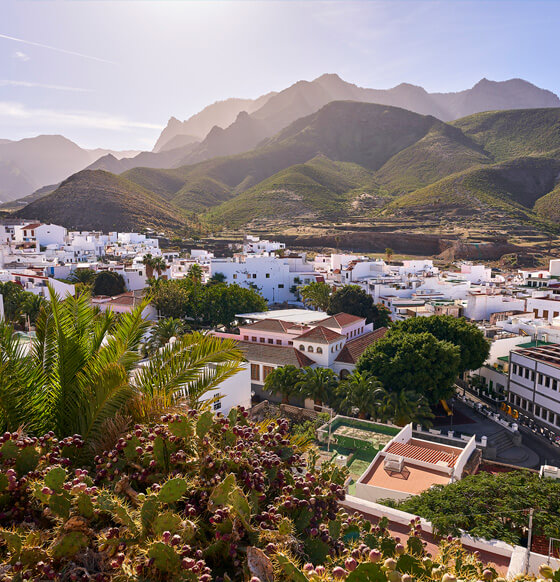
[489,429,537,466]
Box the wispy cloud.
[13,50,30,62]
[0,33,116,65]
[0,80,91,93]
[0,101,163,132]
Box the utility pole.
[525,508,534,575]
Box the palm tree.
[145,317,186,355]
[17,293,46,328]
[385,247,394,263]
[296,367,338,409]
[142,254,156,279]
[337,371,386,419]
[0,286,244,452]
[152,257,168,279]
[69,268,97,288]
[300,282,331,311]
[263,365,302,404]
[378,390,435,427]
[188,264,203,283]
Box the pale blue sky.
[0,0,558,150]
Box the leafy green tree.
[327,284,391,328]
[392,470,560,544]
[93,271,126,296]
[0,281,27,322]
[378,389,435,427]
[152,257,168,278]
[385,247,394,263]
[390,315,490,375]
[357,331,461,404]
[300,281,331,311]
[296,367,339,407]
[336,371,386,419]
[263,365,303,404]
[199,283,267,328]
[0,287,244,451]
[150,279,192,319]
[68,268,97,287]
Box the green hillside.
[12,103,560,232]
[375,123,492,194]
[15,170,189,232]
[452,108,560,161]
[206,156,380,227]
[383,157,560,223]
[534,183,560,222]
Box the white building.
[464,291,525,321]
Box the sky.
[0,0,559,151]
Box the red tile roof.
[296,325,344,344]
[238,341,315,368]
[319,312,365,328]
[22,222,43,230]
[241,319,295,333]
[334,327,388,364]
[386,441,459,468]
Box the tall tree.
[188,263,204,283]
[327,284,390,328]
[296,367,339,408]
[93,271,126,296]
[336,371,386,419]
[300,281,331,311]
[145,317,187,355]
[142,253,156,279]
[385,248,394,263]
[390,315,490,375]
[357,331,461,404]
[263,365,303,404]
[378,389,435,427]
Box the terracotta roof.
[241,319,295,333]
[238,341,315,368]
[334,327,388,364]
[386,440,459,468]
[296,325,344,344]
[22,222,42,230]
[319,312,365,328]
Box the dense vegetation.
[15,170,191,232]
[0,281,46,327]
[4,408,554,581]
[0,288,244,449]
[18,103,560,231]
[149,278,267,329]
[384,470,560,545]
[327,285,391,328]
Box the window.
[552,379,558,391]
[278,284,284,289]
[213,394,222,411]
[266,273,270,278]
[251,336,257,342]
[250,364,260,381]
[535,405,541,417]
[299,345,305,351]
[288,341,293,346]
[263,366,274,380]
[243,335,249,341]
[253,274,257,279]
[276,340,282,345]
[308,346,314,352]
[233,274,237,279]
[268,338,274,344]
[545,376,551,388]
[259,337,265,343]
[247,274,251,279]
[316,347,323,354]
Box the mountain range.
[0,136,139,203]
[74,75,560,182]
[15,100,560,233]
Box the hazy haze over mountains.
[3,74,559,205]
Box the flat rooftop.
[236,308,328,325]
[513,342,560,368]
[364,456,451,495]
[385,438,460,468]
